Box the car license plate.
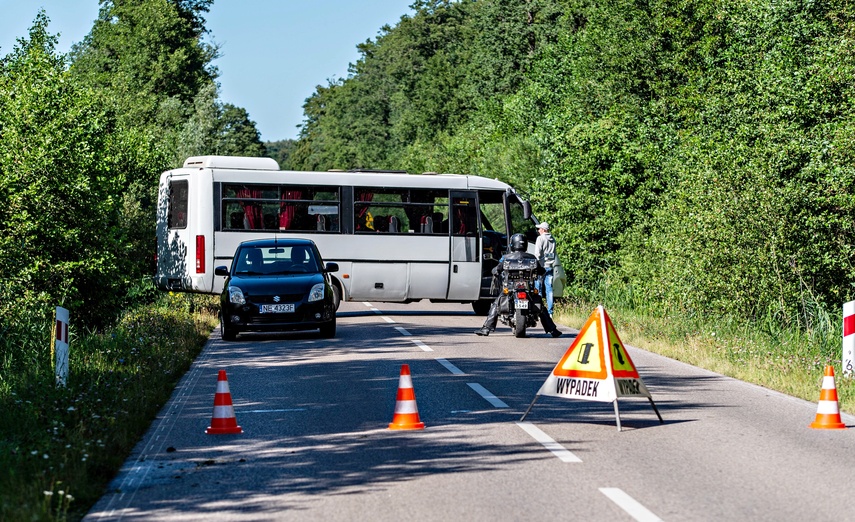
[260,303,294,313]
[515,299,529,309]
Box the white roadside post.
[54,307,70,387]
[844,300,855,377]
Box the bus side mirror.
[522,201,532,220]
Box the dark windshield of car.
[233,245,321,275]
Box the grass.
[0,293,218,522]
[555,300,854,415]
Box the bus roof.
[182,155,280,170]
[174,156,515,192]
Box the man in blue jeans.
[534,222,556,316]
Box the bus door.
[446,191,481,300]
[157,172,194,291]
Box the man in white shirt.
[534,222,557,316]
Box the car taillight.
[196,235,205,273]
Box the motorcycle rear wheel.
[513,309,527,338]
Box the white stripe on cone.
[212,405,237,418]
[394,401,419,414]
[816,401,840,415]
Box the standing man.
[534,222,557,316]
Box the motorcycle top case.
[503,257,539,280]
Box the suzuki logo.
[273,296,280,302]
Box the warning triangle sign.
[523,306,663,430]
[551,310,608,380]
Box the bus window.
[279,187,340,232]
[355,188,448,234]
[355,189,406,232]
[168,180,188,229]
[221,184,340,232]
[451,196,478,236]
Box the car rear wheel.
[319,316,336,338]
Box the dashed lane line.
[467,382,509,408]
[436,358,465,375]
[599,488,663,522]
[515,422,582,463]
[411,339,433,352]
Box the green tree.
[0,12,126,326]
[216,103,266,157]
[70,0,217,129]
[266,139,298,169]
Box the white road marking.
[362,301,382,314]
[515,422,582,463]
[394,326,411,335]
[382,316,396,323]
[436,358,465,375]
[467,383,508,408]
[239,408,306,414]
[411,339,433,352]
[599,488,663,522]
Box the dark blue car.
[215,238,339,341]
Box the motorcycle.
[496,256,542,338]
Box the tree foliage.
[292,0,855,326]
[0,3,265,329]
[0,13,127,325]
[69,0,218,127]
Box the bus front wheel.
[472,300,492,316]
[332,284,342,310]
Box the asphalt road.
[84,300,855,521]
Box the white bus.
[155,155,540,314]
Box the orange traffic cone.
[206,369,243,434]
[809,365,846,430]
[388,364,425,430]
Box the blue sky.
[0,1,414,141]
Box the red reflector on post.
[196,235,205,273]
